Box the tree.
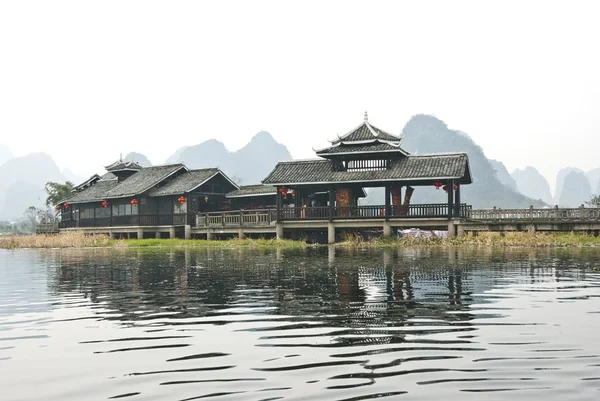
[23,206,38,232]
[45,181,74,207]
[587,194,600,207]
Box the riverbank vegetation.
[0,232,306,249]
[2,231,600,250]
[337,231,600,248]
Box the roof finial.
[120,152,122,161]
[364,111,368,122]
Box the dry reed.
[0,231,113,249]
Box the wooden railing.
[36,222,59,234]
[196,204,471,227]
[198,209,277,227]
[58,213,195,228]
[467,206,600,222]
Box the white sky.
[1,1,599,193]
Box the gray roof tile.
[332,122,400,143]
[262,153,472,185]
[226,184,277,198]
[317,141,405,156]
[67,180,120,204]
[104,164,185,198]
[148,168,220,197]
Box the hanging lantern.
[102,201,109,208]
[443,185,448,193]
[433,181,443,190]
[64,202,70,208]
[178,196,187,204]
[130,199,138,206]
[453,184,458,191]
[279,187,288,196]
[55,205,60,211]
[204,196,209,202]
[290,190,296,198]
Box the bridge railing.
[467,207,600,222]
[196,204,471,227]
[198,209,277,228]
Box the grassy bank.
[2,231,600,250]
[0,232,306,249]
[338,231,600,248]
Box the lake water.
[1,247,600,401]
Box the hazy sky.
[1,1,598,192]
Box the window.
[96,208,110,218]
[344,159,388,172]
[80,208,94,219]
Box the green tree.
[587,194,600,207]
[44,181,74,207]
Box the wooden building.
[261,112,473,221]
[58,160,238,237]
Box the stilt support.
[184,225,191,240]
[383,221,392,238]
[448,222,457,237]
[328,222,335,244]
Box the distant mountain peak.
[163,131,291,186]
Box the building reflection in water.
[43,246,595,336]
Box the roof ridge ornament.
[364,111,368,122]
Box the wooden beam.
[328,185,335,221]
[454,183,461,217]
[384,185,391,219]
[447,179,454,219]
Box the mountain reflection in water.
[1,247,600,401]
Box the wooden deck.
[53,205,600,240]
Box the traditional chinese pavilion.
[261,112,472,220]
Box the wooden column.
[295,187,301,218]
[276,186,281,222]
[447,179,454,219]
[328,185,335,221]
[384,185,391,219]
[454,183,461,217]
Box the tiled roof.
[72,174,101,192]
[226,184,277,198]
[148,168,221,197]
[332,121,400,144]
[104,164,185,198]
[316,141,406,156]
[67,180,120,204]
[262,153,472,185]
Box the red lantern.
[178,196,187,204]
[204,196,209,202]
[290,190,296,198]
[279,187,287,196]
[64,202,69,208]
[442,185,459,193]
[130,199,138,206]
[102,201,109,208]
[433,181,443,190]
[55,205,60,211]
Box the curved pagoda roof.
[104,160,143,172]
[315,112,408,157]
